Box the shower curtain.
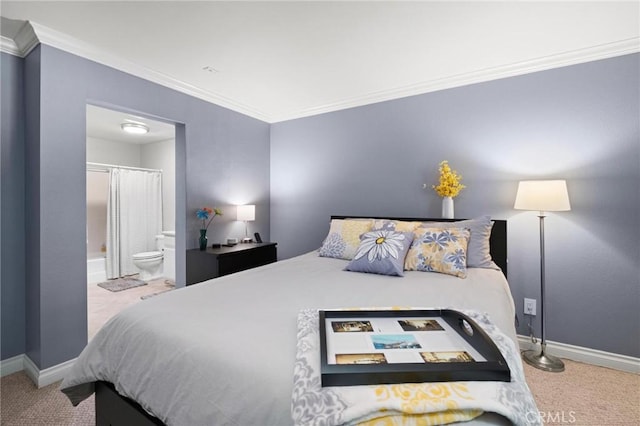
[106,168,163,279]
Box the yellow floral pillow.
[404,227,471,278]
[319,219,374,260]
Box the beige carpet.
[522,359,639,425]
[0,372,94,425]
[1,356,638,425]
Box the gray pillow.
[419,216,498,269]
[344,230,415,277]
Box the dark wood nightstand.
[186,242,277,285]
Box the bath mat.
[97,277,147,292]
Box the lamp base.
[522,349,565,372]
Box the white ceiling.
[1,1,639,123]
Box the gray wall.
[271,54,640,358]
[1,52,26,359]
[4,44,270,369]
[24,46,42,365]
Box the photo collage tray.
[319,309,510,387]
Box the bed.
[61,216,540,425]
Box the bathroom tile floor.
[87,276,175,340]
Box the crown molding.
[19,21,273,122]
[14,21,39,56]
[272,37,640,123]
[0,35,21,56]
[3,21,638,123]
[0,20,39,57]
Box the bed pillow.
[372,219,423,232]
[345,230,414,277]
[419,216,497,269]
[404,227,470,278]
[319,219,374,260]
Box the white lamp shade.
[237,205,255,221]
[514,180,571,212]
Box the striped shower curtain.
[106,168,163,279]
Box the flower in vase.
[432,160,465,198]
[196,207,223,230]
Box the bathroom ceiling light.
[121,122,149,135]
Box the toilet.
[132,234,164,281]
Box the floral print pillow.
[419,216,497,269]
[319,219,374,260]
[344,230,415,277]
[404,227,471,278]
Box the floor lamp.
[514,180,571,372]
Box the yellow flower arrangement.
[432,160,465,198]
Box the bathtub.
[87,254,106,284]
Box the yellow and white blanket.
[291,309,541,426]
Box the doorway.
[85,104,176,339]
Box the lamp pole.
[539,213,548,353]
[522,212,565,372]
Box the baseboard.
[2,354,77,387]
[0,354,26,377]
[23,356,77,388]
[518,335,640,374]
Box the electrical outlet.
[524,298,536,316]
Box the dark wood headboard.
[331,216,507,278]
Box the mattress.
[61,251,531,425]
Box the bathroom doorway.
[85,104,176,339]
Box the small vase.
[442,197,454,219]
[198,229,208,251]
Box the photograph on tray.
[371,334,421,349]
[420,351,475,363]
[331,320,374,333]
[335,353,388,365]
[398,319,444,331]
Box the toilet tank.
[162,231,175,249]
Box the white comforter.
[61,252,528,425]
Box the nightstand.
[186,242,277,285]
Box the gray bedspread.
[61,252,534,425]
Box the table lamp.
[237,205,255,243]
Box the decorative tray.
[319,309,510,387]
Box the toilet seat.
[133,251,163,260]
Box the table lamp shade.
[237,205,255,221]
[514,180,571,212]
